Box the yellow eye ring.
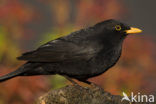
[115,25,122,31]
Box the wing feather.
[17,39,98,62]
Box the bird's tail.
[0,62,50,83]
[0,62,32,83]
[0,69,21,82]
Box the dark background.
[123,0,156,37]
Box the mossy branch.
[37,85,133,104]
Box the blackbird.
[0,19,142,84]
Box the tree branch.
[37,85,155,104]
[37,85,125,104]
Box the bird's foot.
[90,82,103,90]
[64,76,82,88]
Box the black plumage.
[0,19,142,84]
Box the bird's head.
[94,19,142,46]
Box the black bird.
[0,19,142,84]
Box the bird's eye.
[115,25,122,31]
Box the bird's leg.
[81,80,103,89]
[64,76,79,86]
[78,80,103,90]
[81,80,91,85]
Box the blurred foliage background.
[0,0,156,104]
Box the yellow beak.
[125,27,142,34]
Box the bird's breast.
[89,46,122,76]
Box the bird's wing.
[17,38,99,62]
